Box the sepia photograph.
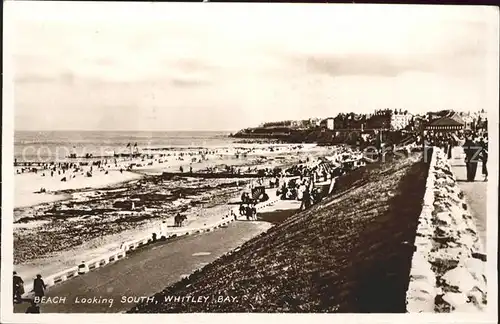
[1,1,498,323]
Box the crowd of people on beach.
[15,160,120,185]
[233,149,363,219]
[276,171,335,210]
[14,145,315,200]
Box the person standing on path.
[13,271,24,303]
[251,204,257,221]
[446,134,455,160]
[463,136,480,182]
[245,205,252,221]
[33,274,47,298]
[479,137,488,181]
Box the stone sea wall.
[406,147,487,312]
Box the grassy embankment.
[129,151,430,313]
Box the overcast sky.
[6,2,499,131]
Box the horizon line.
[14,129,237,133]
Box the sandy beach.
[14,143,321,208]
[14,170,143,208]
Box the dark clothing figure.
[245,206,252,220]
[280,186,288,200]
[463,139,479,182]
[33,277,46,297]
[479,140,488,178]
[481,159,488,176]
[446,139,453,159]
[13,274,24,302]
[301,190,311,210]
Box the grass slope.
[129,152,429,313]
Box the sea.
[14,131,238,162]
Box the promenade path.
[449,147,487,250]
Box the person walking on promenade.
[303,187,312,210]
[446,134,454,160]
[245,205,252,221]
[479,137,488,181]
[33,274,47,298]
[463,136,479,182]
[251,204,257,221]
[13,271,24,303]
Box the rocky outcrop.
[406,147,487,313]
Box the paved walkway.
[449,149,487,250]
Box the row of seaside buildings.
[259,109,488,132]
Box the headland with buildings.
[231,108,488,145]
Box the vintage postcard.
[1,2,498,323]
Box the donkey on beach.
[174,214,187,227]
